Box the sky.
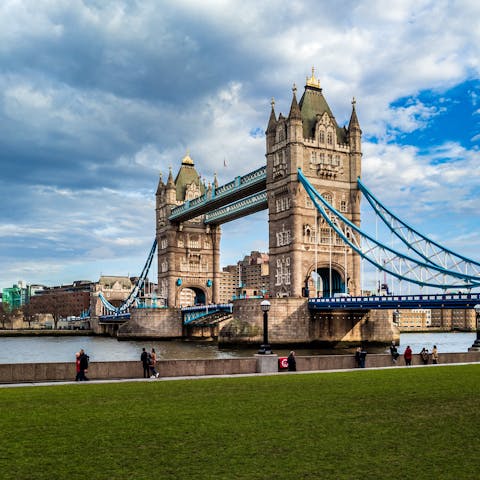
[1,0,480,293]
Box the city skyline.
[1,1,480,292]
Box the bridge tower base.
[219,298,399,347]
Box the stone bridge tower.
[266,70,362,298]
[156,153,221,307]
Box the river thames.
[0,331,476,364]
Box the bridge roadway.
[99,293,480,324]
[309,292,480,310]
[168,166,266,223]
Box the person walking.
[140,348,150,378]
[420,347,429,365]
[390,341,400,364]
[287,351,296,371]
[404,345,413,366]
[355,347,362,368]
[431,345,439,364]
[78,349,90,381]
[359,347,367,368]
[149,348,160,378]
[75,352,81,381]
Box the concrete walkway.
[2,361,479,389]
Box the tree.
[22,302,37,328]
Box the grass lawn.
[1,365,479,479]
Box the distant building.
[219,251,269,303]
[396,309,431,331]
[30,280,93,323]
[1,281,29,311]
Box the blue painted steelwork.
[182,303,233,324]
[204,191,267,224]
[309,292,480,310]
[98,238,158,314]
[298,168,480,289]
[169,166,266,222]
[98,312,131,323]
[358,177,480,279]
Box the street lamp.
[258,299,272,354]
[470,304,480,351]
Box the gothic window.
[305,197,313,209]
[319,153,325,164]
[178,236,184,248]
[320,227,331,244]
[185,182,201,201]
[275,196,291,213]
[204,238,211,249]
[327,131,333,145]
[319,130,325,144]
[276,224,292,247]
[340,200,347,212]
[323,193,333,206]
[310,151,317,164]
[327,154,332,165]
[275,256,291,286]
[333,155,341,166]
[160,237,167,249]
[161,260,168,273]
[189,236,200,249]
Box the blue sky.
[1,0,480,293]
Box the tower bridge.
[97,69,479,345]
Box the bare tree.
[22,302,37,328]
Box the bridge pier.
[218,298,398,348]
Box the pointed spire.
[348,97,361,131]
[266,97,277,134]
[288,83,302,121]
[167,166,175,188]
[213,172,218,189]
[156,171,164,195]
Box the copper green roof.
[174,155,205,201]
[299,84,347,144]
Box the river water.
[0,331,476,364]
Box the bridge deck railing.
[309,293,480,310]
[170,166,266,219]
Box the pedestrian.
[140,348,150,378]
[149,348,160,378]
[359,347,367,368]
[420,347,429,365]
[75,352,81,381]
[287,351,296,371]
[78,349,90,381]
[404,345,413,366]
[431,345,439,364]
[355,347,362,368]
[390,341,400,364]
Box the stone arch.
[177,286,207,307]
[305,263,346,298]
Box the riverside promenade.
[1,351,480,385]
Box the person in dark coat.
[404,345,413,366]
[287,351,296,371]
[359,347,367,368]
[140,348,150,378]
[390,341,400,364]
[355,347,362,368]
[78,349,89,381]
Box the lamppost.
[258,299,272,354]
[469,304,480,351]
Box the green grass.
[1,365,480,479]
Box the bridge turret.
[287,84,303,144]
[166,166,176,205]
[265,98,277,153]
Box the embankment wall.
[1,351,480,384]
